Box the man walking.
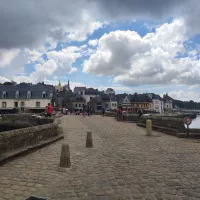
[46,103,53,117]
[101,106,105,117]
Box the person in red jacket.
[47,103,53,117]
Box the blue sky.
[1,0,200,101]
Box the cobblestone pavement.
[1,115,200,200]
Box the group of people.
[82,105,95,116]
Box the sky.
[1,0,200,101]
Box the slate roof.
[163,93,174,101]
[115,94,127,103]
[130,93,152,103]
[0,83,53,99]
[74,87,86,93]
[72,94,86,102]
[147,93,162,100]
[85,88,99,95]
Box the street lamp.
[56,92,59,111]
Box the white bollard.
[146,119,152,136]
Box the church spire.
[67,79,70,89]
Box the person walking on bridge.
[47,103,53,117]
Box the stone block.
[60,143,71,168]
[86,131,93,148]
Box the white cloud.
[25,49,45,64]
[83,19,200,86]
[0,76,10,83]
[0,49,20,67]
[35,59,58,75]
[168,90,200,102]
[88,39,98,46]
[66,11,108,42]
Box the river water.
[186,115,200,129]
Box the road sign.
[184,117,192,125]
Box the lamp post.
[56,92,59,111]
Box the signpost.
[184,117,192,138]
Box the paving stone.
[1,115,200,200]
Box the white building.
[152,99,164,113]
[122,95,132,112]
[0,82,53,113]
[74,87,99,104]
[107,95,118,110]
[147,93,164,113]
[163,93,173,112]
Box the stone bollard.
[60,143,71,168]
[86,131,93,148]
[146,119,152,136]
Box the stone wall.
[1,114,53,126]
[140,116,186,131]
[105,111,116,117]
[121,114,140,121]
[0,123,59,154]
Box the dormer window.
[42,91,46,99]
[15,91,19,98]
[2,91,6,99]
[27,91,31,99]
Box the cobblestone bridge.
[1,115,200,200]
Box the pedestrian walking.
[101,106,105,117]
[46,103,53,117]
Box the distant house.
[107,95,118,110]
[89,94,118,111]
[130,93,152,112]
[105,88,115,95]
[74,86,86,94]
[122,95,133,113]
[0,82,54,113]
[74,87,99,104]
[147,93,164,113]
[163,93,173,112]
[72,93,86,112]
[115,93,127,107]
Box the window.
[36,102,40,107]
[14,102,18,107]
[81,91,83,95]
[167,105,168,108]
[75,104,77,107]
[2,102,6,108]
[15,91,19,98]
[2,91,6,99]
[27,91,31,99]
[42,91,46,99]
[20,102,25,107]
[90,97,93,101]
[79,104,81,107]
